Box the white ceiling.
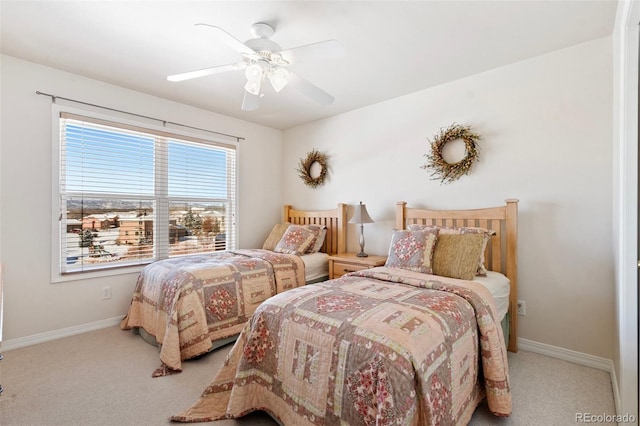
[1,1,617,130]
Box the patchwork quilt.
[120,249,305,375]
[172,267,511,425]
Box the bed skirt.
[502,312,510,348]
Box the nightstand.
[328,253,387,279]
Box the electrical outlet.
[102,286,111,300]
[517,300,526,316]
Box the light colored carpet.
[0,325,616,425]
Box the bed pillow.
[274,224,317,255]
[384,229,439,274]
[262,222,290,251]
[407,224,495,276]
[432,233,485,280]
[305,225,327,254]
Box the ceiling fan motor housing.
[245,38,282,55]
[245,22,283,62]
[250,22,274,39]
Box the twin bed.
[120,203,348,375]
[122,200,518,423]
[396,200,518,353]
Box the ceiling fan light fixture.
[268,69,289,92]
[244,78,262,96]
[245,63,264,82]
[245,62,267,95]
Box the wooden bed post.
[283,205,292,223]
[396,201,407,230]
[337,203,347,254]
[505,199,519,353]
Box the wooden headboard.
[395,199,519,353]
[284,204,347,255]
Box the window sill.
[51,264,145,283]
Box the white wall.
[283,37,614,359]
[0,55,283,341]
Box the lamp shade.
[268,69,289,92]
[244,62,266,95]
[244,79,262,95]
[245,63,264,82]
[349,201,374,224]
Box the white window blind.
[57,112,236,275]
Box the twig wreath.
[297,149,328,188]
[422,123,481,184]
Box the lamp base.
[356,252,369,257]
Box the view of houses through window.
[64,199,228,267]
[57,111,237,274]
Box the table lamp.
[349,201,374,257]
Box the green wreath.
[297,149,328,188]
[422,123,481,184]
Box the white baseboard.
[518,337,619,413]
[517,337,614,371]
[1,316,123,352]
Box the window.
[55,109,237,275]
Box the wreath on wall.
[421,123,481,184]
[297,149,328,188]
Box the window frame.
[50,105,239,283]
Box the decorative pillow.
[305,225,327,254]
[263,222,290,251]
[432,233,485,280]
[407,224,495,276]
[274,224,317,255]
[384,229,439,274]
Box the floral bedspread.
[172,266,511,425]
[120,249,305,375]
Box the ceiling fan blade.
[195,23,256,56]
[167,63,238,82]
[241,91,261,111]
[286,72,335,105]
[277,40,344,65]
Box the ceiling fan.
[168,22,345,111]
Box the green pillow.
[432,233,485,280]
